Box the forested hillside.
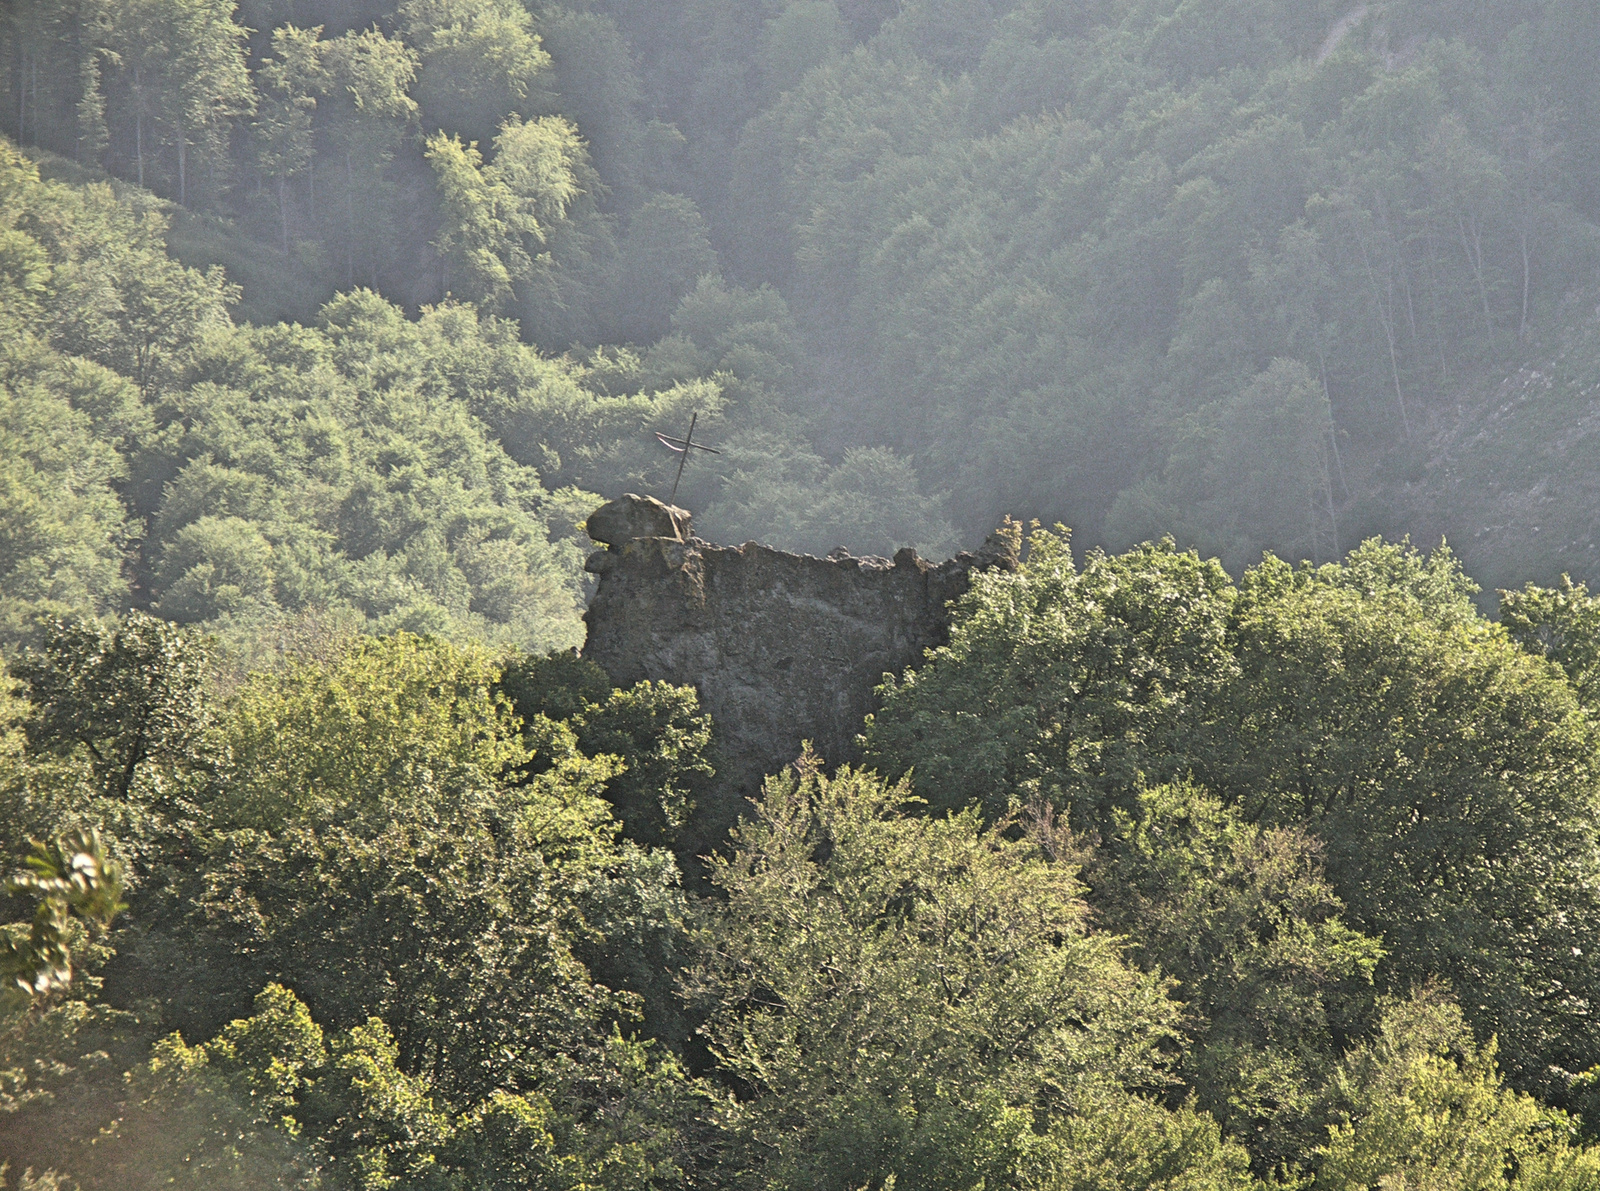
[12,538,1600,1191]
[7,1,1600,1189]
[8,0,1600,584]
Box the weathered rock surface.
[581,503,1020,806]
[585,493,689,546]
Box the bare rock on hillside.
[581,513,1021,842]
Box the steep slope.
[1391,295,1600,599]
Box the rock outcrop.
[581,494,1020,802]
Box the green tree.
[0,335,130,642]
[320,24,419,287]
[135,635,695,1108]
[1314,991,1600,1191]
[401,0,551,144]
[1084,784,1382,1170]
[1500,574,1600,707]
[104,0,253,205]
[864,526,1236,828]
[694,753,1187,1191]
[153,515,276,625]
[869,530,1600,1111]
[498,652,715,854]
[1214,543,1600,1101]
[1109,358,1341,571]
[425,115,586,309]
[757,2,848,102]
[607,194,718,343]
[219,631,523,827]
[252,23,330,253]
[14,613,210,803]
[0,828,124,1009]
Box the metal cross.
[655,411,720,506]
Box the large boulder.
[586,494,690,545]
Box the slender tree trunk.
[1356,225,1412,438]
[279,175,290,254]
[1518,218,1532,342]
[1316,351,1352,500]
[1324,472,1341,558]
[134,64,145,188]
[1378,192,1420,343]
[177,128,187,207]
[1399,250,1419,343]
[1457,211,1493,338]
[345,152,356,286]
[1308,485,1322,565]
[1422,238,1450,387]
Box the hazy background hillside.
[4,0,1599,648]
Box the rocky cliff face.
[581,495,1020,803]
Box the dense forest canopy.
[7,0,1600,595]
[7,0,1600,1189]
[10,541,1600,1190]
[9,0,1600,592]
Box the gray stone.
[585,493,690,546]
[581,516,1021,817]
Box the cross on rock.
[655,411,720,505]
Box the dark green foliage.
[498,647,615,727]
[499,650,716,856]
[1081,785,1382,1172]
[868,528,1600,1125]
[1213,546,1600,1102]
[14,613,210,801]
[0,628,709,1190]
[567,682,715,850]
[12,3,1600,1188]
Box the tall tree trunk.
[133,65,145,188]
[1355,225,1412,438]
[177,128,188,207]
[1323,466,1341,559]
[1422,237,1450,387]
[1518,218,1532,342]
[279,175,290,254]
[345,152,356,286]
[1457,211,1494,338]
[1316,352,1352,500]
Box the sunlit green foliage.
[868,528,1600,1117]
[693,754,1225,1191]
[0,629,709,1190]
[1315,991,1600,1191]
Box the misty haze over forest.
[8,0,1600,642]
